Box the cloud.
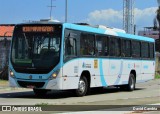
[134,7,157,26]
[86,9,123,28]
[86,7,157,29]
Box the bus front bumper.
[9,77,61,90]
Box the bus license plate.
[27,85,35,89]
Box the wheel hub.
[78,80,86,94]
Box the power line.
[48,0,56,20]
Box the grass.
[155,74,160,79]
[0,79,8,86]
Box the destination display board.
[22,26,54,32]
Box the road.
[0,79,159,113]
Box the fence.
[0,37,11,80]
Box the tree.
[157,0,160,52]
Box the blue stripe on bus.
[117,32,154,42]
[99,59,107,86]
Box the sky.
[0,0,158,31]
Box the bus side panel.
[62,59,79,90]
[78,59,105,88]
[141,60,155,81]
[93,59,110,87]
[108,59,121,85]
[119,60,142,84]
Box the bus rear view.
[9,23,62,96]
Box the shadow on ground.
[0,87,145,99]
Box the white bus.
[9,22,155,97]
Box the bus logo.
[82,62,91,68]
[82,62,86,68]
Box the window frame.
[95,34,109,57]
[80,32,96,57]
[141,41,150,59]
[121,39,132,58]
[131,40,141,58]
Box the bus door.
[62,29,80,89]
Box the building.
[138,27,159,40]
[138,27,159,52]
[0,24,15,79]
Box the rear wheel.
[127,73,136,91]
[33,89,48,97]
[75,76,88,97]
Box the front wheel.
[75,76,88,97]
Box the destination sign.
[22,26,54,32]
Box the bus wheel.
[75,76,88,97]
[33,89,48,97]
[127,73,135,91]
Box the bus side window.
[109,37,115,56]
[132,41,141,58]
[96,35,108,56]
[65,32,77,57]
[80,33,95,56]
[121,39,131,57]
[141,42,149,59]
[149,43,154,59]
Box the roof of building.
[0,24,15,37]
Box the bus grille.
[17,81,45,88]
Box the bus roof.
[63,23,155,43]
[15,22,154,43]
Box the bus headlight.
[10,70,15,78]
[49,70,60,80]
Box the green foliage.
[0,80,8,85]
[155,74,160,79]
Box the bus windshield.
[11,24,62,74]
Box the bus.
[9,22,155,97]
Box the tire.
[127,73,136,91]
[33,89,48,97]
[75,76,88,97]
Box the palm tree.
[157,7,160,27]
[157,0,160,52]
[157,8,160,52]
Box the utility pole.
[48,0,56,20]
[123,0,135,34]
[65,0,68,22]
